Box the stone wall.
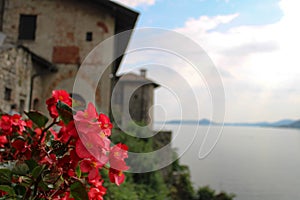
[112,83,156,128]
[129,84,155,124]
[112,72,158,128]
[0,46,32,113]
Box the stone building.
[0,44,57,113]
[0,0,138,114]
[112,69,159,128]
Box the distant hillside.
[165,119,218,125]
[280,120,300,128]
[159,118,297,128]
[271,119,296,126]
[225,119,295,127]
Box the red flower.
[58,121,78,143]
[109,168,125,186]
[98,114,113,136]
[0,136,8,147]
[40,154,57,165]
[11,114,26,133]
[25,120,33,128]
[88,186,106,200]
[74,103,103,136]
[53,192,74,200]
[11,139,32,159]
[61,192,74,200]
[52,90,72,106]
[74,102,112,166]
[69,149,80,168]
[108,144,128,186]
[109,143,129,171]
[74,103,113,137]
[67,169,75,177]
[75,119,102,136]
[80,159,103,181]
[46,97,58,118]
[110,143,128,159]
[75,138,109,165]
[0,115,12,134]
[34,128,42,137]
[46,90,72,118]
[74,102,98,122]
[58,149,80,174]
[0,190,7,197]
[88,178,106,200]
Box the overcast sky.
[111,0,300,123]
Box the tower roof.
[117,72,160,88]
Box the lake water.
[155,124,300,200]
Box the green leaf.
[38,179,50,191]
[42,172,59,184]
[13,185,26,197]
[53,175,64,189]
[12,162,29,176]
[45,131,54,147]
[0,185,16,198]
[25,111,49,128]
[75,165,81,179]
[0,169,12,184]
[56,101,73,124]
[32,165,45,179]
[70,181,89,200]
[25,159,38,172]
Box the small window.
[33,98,39,110]
[19,99,25,113]
[86,32,93,41]
[18,14,37,40]
[4,88,12,101]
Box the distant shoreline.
[154,118,300,129]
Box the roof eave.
[18,45,58,73]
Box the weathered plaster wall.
[2,0,115,62]
[0,46,32,113]
[112,73,157,128]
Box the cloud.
[175,0,300,83]
[111,0,155,7]
[221,41,279,57]
[176,13,239,34]
[117,0,300,122]
[173,0,300,121]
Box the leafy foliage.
[196,186,236,200]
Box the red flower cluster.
[0,114,32,160]
[46,90,72,118]
[0,90,129,200]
